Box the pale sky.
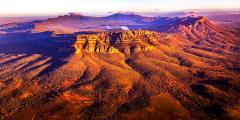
[0,0,239,16]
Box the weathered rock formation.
[74,30,161,54]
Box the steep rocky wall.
[74,30,161,54]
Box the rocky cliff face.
[74,30,161,54]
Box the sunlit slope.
[0,15,239,120]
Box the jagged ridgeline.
[74,30,158,54]
[0,13,240,120]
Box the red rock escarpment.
[74,30,161,54]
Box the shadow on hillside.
[0,31,76,76]
[0,20,43,33]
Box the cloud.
[120,26,129,30]
[106,25,113,30]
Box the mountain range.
[0,13,240,120]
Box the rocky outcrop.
[74,34,119,54]
[74,30,161,54]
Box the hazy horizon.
[0,0,240,17]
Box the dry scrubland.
[0,15,240,120]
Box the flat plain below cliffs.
[0,13,240,120]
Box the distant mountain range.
[30,13,216,34]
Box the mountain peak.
[176,15,209,27]
[106,12,144,19]
[198,16,206,23]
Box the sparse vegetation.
[0,14,240,120]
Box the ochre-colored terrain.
[0,14,240,120]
